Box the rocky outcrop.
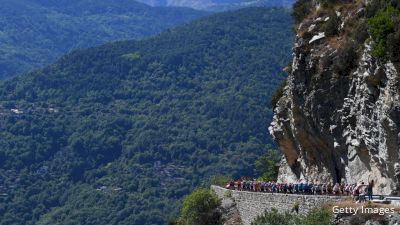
[212,186,243,225]
[333,211,400,225]
[269,0,400,195]
[220,197,242,225]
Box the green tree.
[299,208,332,225]
[291,0,312,23]
[209,175,232,187]
[368,6,400,58]
[179,189,222,225]
[255,147,281,181]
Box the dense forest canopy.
[0,7,293,225]
[0,0,207,79]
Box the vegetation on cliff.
[173,188,222,225]
[271,79,287,109]
[367,2,400,61]
[0,8,293,225]
[255,146,281,181]
[251,208,332,225]
[292,0,400,64]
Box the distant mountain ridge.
[0,0,207,79]
[136,0,295,11]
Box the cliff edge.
[269,0,400,195]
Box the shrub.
[292,202,299,213]
[252,208,332,225]
[367,0,400,18]
[179,188,222,225]
[251,208,297,225]
[210,175,231,187]
[352,19,369,44]
[292,0,312,23]
[167,218,179,225]
[317,0,350,8]
[333,41,358,75]
[317,0,338,8]
[255,147,281,181]
[283,62,292,74]
[299,208,332,225]
[366,0,383,18]
[368,6,400,59]
[271,79,287,109]
[322,12,341,37]
[388,28,400,63]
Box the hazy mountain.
[0,7,293,225]
[136,0,295,11]
[0,0,207,79]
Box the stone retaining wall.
[211,185,347,225]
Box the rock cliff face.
[269,0,400,195]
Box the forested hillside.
[0,8,293,225]
[0,0,206,79]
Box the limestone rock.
[269,0,400,195]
